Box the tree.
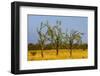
[44,21,55,49]
[45,20,63,55]
[64,30,83,57]
[37,22,47,57]
[53,20,63,55]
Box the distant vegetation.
[28,43,87,50]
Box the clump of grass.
[30,52,37,56]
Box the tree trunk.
[69,41,72,57]
[41,47,44,58]
[70,48,72,57]
[56,46,59,55]
[56,38,59,55]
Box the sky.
[28,15,88,44]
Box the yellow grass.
[28,49,88,61]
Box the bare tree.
[44,21,55,49]
[53,20,62,55]
[37,22,47,57]
[45,20,63,55]
[64,30,83,57]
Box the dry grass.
[28,49,88,61]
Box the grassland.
[28,49,88,61]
